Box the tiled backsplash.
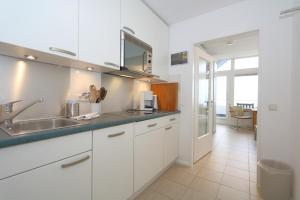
[0,55,149,120]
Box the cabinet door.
[164,123,179,167]
[121,0,153,44]
[79,0,120,69]
[93,124,133,200]
[134,128,164,192]
[0,151,92,200]
[121,0,169,79]
[0,0,78,59]
[151,21,169,80]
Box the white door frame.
[193,46,214,163]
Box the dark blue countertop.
[0,110,180,149]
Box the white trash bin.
[258,159,293,200]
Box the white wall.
[169,0,295,170]
[292,0,300,198]
[0,55,151,119]
[0,55,101,119]
[101,74,150,113]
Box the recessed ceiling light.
[24,55,37,60]
[87,67,94,71]
[227,41,233,46]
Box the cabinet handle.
[170,118,176,121]
[123,26,135,35]
[108,131,125,138]
[104,62,120,68]
[49,47,76,57]
[147,123,157,128]
[61,155,90,168]
[165,126,172,130]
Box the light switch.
[268,104,278,111]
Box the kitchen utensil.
[99,87,107,101]
[65,100,79,118]
[89,85,97,103]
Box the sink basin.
[0,118,84,136]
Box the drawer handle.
[104,62,120,68]
[108,131,125,138]
[49,47,76,57]
[170,118,176,121]
[165,126,172,130]
[61,155,90,168]
[123,26,135,35]
[148,123,157,128]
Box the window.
[215,76,227,117]
[215,59,231,72]
[234,56,259,69]
[234,75,258,107]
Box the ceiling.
[200,30,259,59]
[142,0,245,24]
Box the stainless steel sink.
[0,118,84,136]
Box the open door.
[193,47,214,163]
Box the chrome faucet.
[0,98,44,129]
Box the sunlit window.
[215,76,227,117]
[215,59,231,72]
[234,56,259,70]
[234,75,258,107]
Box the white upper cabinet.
[121,0,153,43]
[79,0,121,69]
[0,0,78,59]
[121,0,169,79]
[151,19,169,80]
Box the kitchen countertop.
[0,110,180,149]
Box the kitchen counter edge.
[0,111,180,149]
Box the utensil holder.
[91,103,101,114]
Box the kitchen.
[1,0,300,200]
[0,0,179,200]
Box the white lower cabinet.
[93,124,134,200]
[164,123,179,167]
[0,151,92,200]
[134,128,164,192]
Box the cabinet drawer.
[161,114,180,126]
[134,118,163,136]
[0,131,92,180]
[0,151,92,200]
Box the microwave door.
[124,39,145,72]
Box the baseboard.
[175,159,192,167]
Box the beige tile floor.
[135,125,263,200]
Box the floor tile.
[162,166,195,186]
[197,167,223,183]
[189,177,220,197]
[221,174,250,193]
[224,166,250,180]
[150,178,187,200]
[217,185,250,200]
[181,188,216,200]
[202,162,227,172]
[227,160,249,170]
[135,189,171,200]
[136,125,257,200]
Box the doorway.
[193,30,259,164]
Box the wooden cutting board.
[151,83,178,111]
